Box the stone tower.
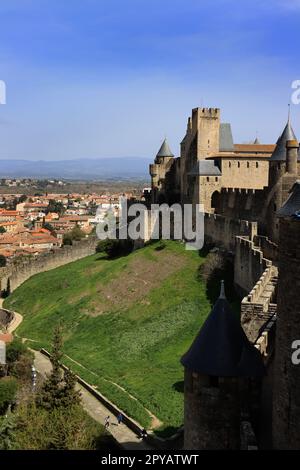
[181,281,265,450]
[149,138,175,204]
[265,118,298,242]
[272,181,300,449]
[180,108,221,204]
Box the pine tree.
[36,325,80,410]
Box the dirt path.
[3,305,154,450]
[7,312,23,334]
[34,350,153,450]
[65,353,162,429]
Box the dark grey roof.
[181,282,265,377]
[219,123,234,152]
[270,120,297,161]
[277,181,300,219]
[156,138,174,158]
[188,160,222,177]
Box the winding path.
[4,305,153,451]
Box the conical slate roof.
[156,138,174,158]
[277,181,300,218]
[181,281,265,377]
[270,119,297,161]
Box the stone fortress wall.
[0,205,273,347]
[0,236,98,294]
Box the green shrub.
[6,339,28,364]
[95,239,113,254]
[155,241,166,251]
[63,234,73,245]
[0,378,18,414]
[96,239,133,258]
[12,402,111,450]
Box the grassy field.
[4,240,235,435]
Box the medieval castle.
[150,107,300,449]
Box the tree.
[0,378,18,415]
[36,326,80,410]
[18,195,27,203]
[70,225,85,241]
[10,401,110,450]
[6,339,28,364]
[63,234,73,246]
[0,412,16,450]
[0,226,6,234]
[7,339,34,382]
[96,239,133,259]
[0,255,6,267]
[46,200,65,216]
[63,225,85,246]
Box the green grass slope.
[4,241,221,434]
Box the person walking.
[104,415,110,430]
[117,413,123,425]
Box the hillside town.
[0,191,138,261]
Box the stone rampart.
[0,237,98,294]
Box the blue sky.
[0,0,300,160]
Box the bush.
[96,239,133,258]
[63,225,85,246]
[95,239,112,254]
[11,402,110,450]
[198,251,226,283]
[155,241,166,251]
[70,225,85,241]
[10,354,33,383]
[0,378,18,414]
[0,255,6,267]
[6,339,28,364]
[63,234,73,246]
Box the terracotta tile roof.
[0,333,13,343]
[31,228,51,235]
[0,249,15,257]
[0,210,19,216]
[0,235,18,244]
[24,203,48,208]
[234,144,275,153]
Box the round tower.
[181,281,265,450]
[266,118,298,242]
[272,182,300,449]
[286,139,299,175]
[150,138,175,204]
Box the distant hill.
[0,157,151,180]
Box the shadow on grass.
[197,247,241,318]
[153,425,183,440]
[172,381,184,393]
